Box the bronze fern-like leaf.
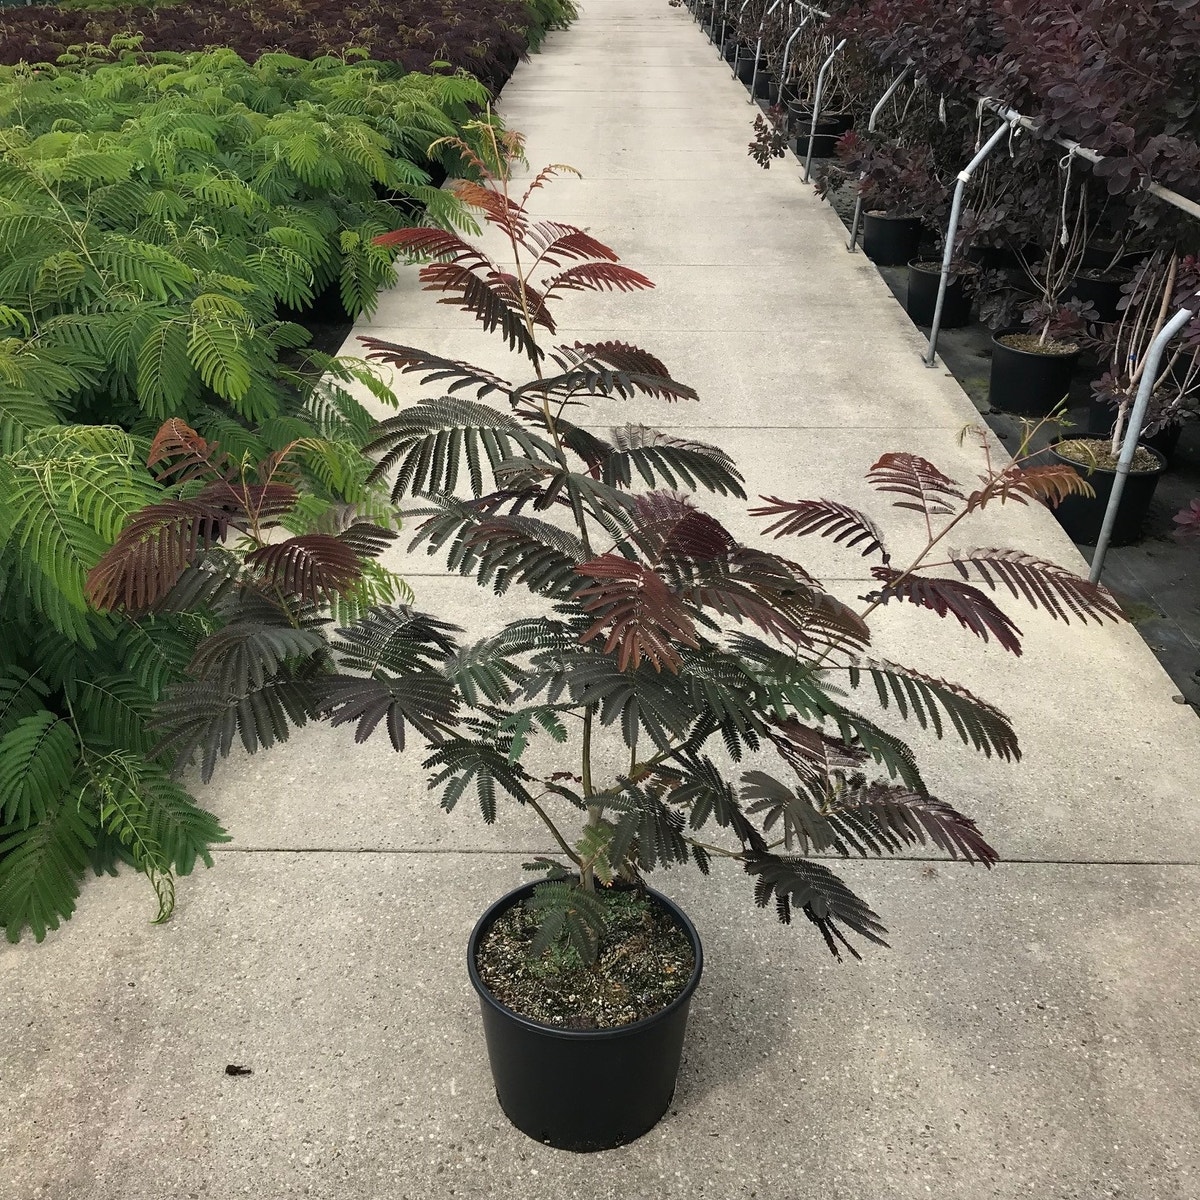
[574,554,700,673]
[870,566,1023,654]
[245,534,364,604]
[752,496,889,562]
[867,452,965,518]
[948,549,1125,624]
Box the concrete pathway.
[6,3,1200,1197]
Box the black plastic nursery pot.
[734,50,760,84]
[861,213,923,267]
[987,330,1081,415]
[786,105,853,136]
[467,882,704,1153]
[1083,397,1183,466]
[754,71,778,102]
[1065,269,1133,324]
[905,261,974,328]
[1048,439,1167,546]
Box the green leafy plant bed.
[0,0,577,88]
[0,50,508,942]
[476,885,694,1029]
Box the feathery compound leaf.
[0,802,96,944]
[151,677,318,783]
[319,673,458,752]
[752,497,888,561]
[534,341,698,403]
[147,418,230,485]
[607,784,691,872]
[459,515,587,597]
[632,492,738,564]
[365,397,557,501]
[574,555,699,673]
[0,712,78,828]
[423,736,533,822]
[965,463,1096,512]
[187,624,327,695]
[331,605,461,676]
[85,499,229,613]
[419,262,542,363]
[525,880,608,964]
[870,567,1023,654]
[830,782,998,866]
[371,226,494,270]
[538,262,655,308]
[525,220,620,267]
[357,339,513,400]
[245,534,363,604]
[744,853,889,959]
[947,551,1125,625]
[847,659,1020,761]
[600,426,746,498]
[867,453,964,518]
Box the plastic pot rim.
[1048,436,1168,477]
[467,880,704,1044]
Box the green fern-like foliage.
[0,50,508,941]
[93,125,1127,965]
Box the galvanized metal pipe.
[777,11,815,107]
[848,66,912,252]
[749,0,786,105]
[980,100,1200,224]
[802,37,847,181]
[923,118,1019,366]
[1088,299,1198,583]
[731,0,755,78]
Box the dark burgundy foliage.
[0,0,552,88]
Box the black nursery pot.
[987,331,1080,415]
[1082,397,1184,466]
[905,261,974,328]
[468,882,704,1152]
[735,49,759,84]
[1048,440,1167,546]
[861,213,923,267]
[1065,269,1133,324]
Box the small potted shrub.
[820,133,943,265]
[88,123,1125,1153]
[1053,253,1199,545]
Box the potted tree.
[818,132,943,265]
[87,122,1125,1153]
[984,162,1094,415]
[1053,252,1199,545]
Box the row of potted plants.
[0,0,577,89]
[715,0,1199,548]
[0,0,573,944]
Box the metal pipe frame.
[749,0,786,105]
[730,0,756,78]
[847,66,912,252]
[980,99,1200,224]
[923,117,1020,366]
[801,37,847,181]
[1088,297,1199,583]
[777,11,815,108]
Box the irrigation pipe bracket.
[923,112,1022,366]
[801,38,847,181]
[1088,295,1199,583]
[848,66,912,252]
